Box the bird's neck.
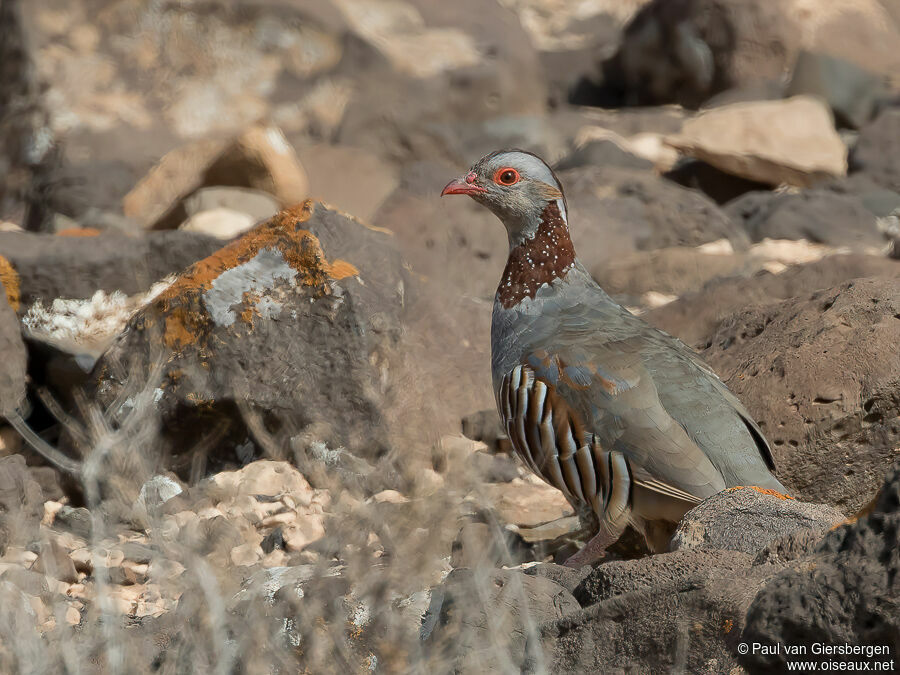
[497,201,576,309]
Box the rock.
[559,165,750,264]
[701,278,900,512]
[850,108,900,191]
[592,244,751,307]
[33,538,78,583]
[522,562,593,595]
[295,144,398,223]
[180,208,257,240]
[786,51,886,129]
[670,487,844,555]
[532,551,781,673]
[740,460,900,673]
[126,126,308,231]
[90,201,405,470]
[0,230,222,307]
[451,520,531,569]
[480,478,574,528]
[554,138,654,173]
[471,451,520,484]
[725,189,883,248]
[424,568,580,672]
[136,475,185,511]
[332,0,548,160]
[0,285,26,416]
[184,187,281,224]
[594,0,900,109]
[665,97,848,187]
[645,253,900,347]
[203,126,309,207]
[573,548,755,606]
[664,159,772,205]
[598,0,800,108]
[460,410,510,454]
[0,455,43,555]
[52,506,92,540]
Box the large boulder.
[89,201,406,474]
[700,278,900,512]
[740,459,900,674]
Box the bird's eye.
[494,168,520,186]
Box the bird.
[441,149,786,566]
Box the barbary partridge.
[442,150,786,565]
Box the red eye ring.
[494,167,520,186]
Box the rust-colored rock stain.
[726,485,794,500]
[0,255,20,311]
[152,200,361,351]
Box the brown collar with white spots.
[497,202,575,308]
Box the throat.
[497,202,576,308]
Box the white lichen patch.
[202,247,295,327]
[22,277,175,361]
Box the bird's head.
[441,150,568,247]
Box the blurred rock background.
[0,0,898,672]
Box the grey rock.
[740,460,900,674]
[531,556,781,674]
[523,563,593,596]
[0,288,26,416]
[598,0,800,108]
[560,165,750,264]
[573,548,755,606]
[0,455,43,555]
[136,475,184,510]
[851,107,900,191]
[425,568,580,672]
[786,50,885,129]
[90,202,406,473]
[725,189,884,248]
[671,488,844,555]
[0,230,223,306]
[554,139,653,173]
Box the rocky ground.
[1,0,899,672]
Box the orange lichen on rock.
[726,486,794,500]
[154,200,361,351]
[57,228,102,237]
[0,255,20,311]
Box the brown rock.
[125,126,308,231]
[481,478,574,528]
[33,539,78,584]
[701,278,900,512]
[666,97,847,187]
